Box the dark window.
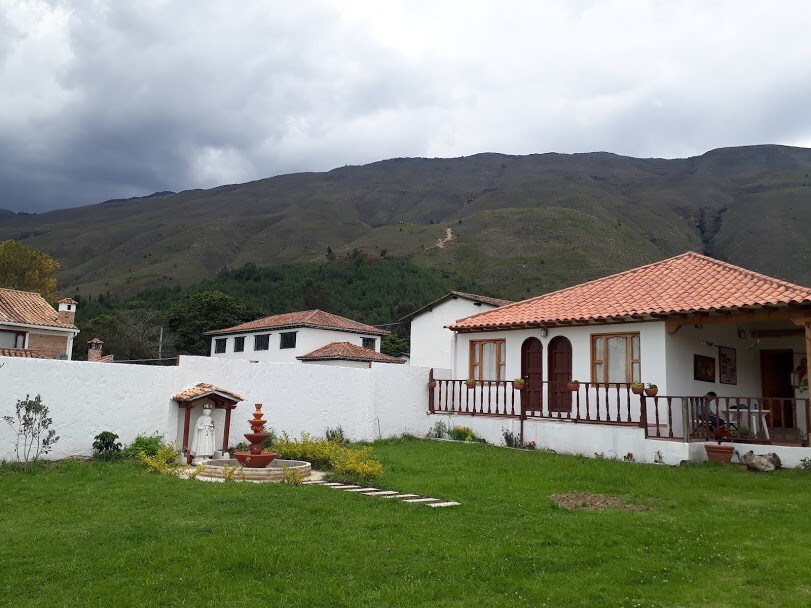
[362,337,376,351]
[280,332,297,349]
[254,334,270,351]
[234,336,245,352]
[214,338,227,354]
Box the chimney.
[88,338,104,362]
[58,298,77,326]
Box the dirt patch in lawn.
[550,493,653,512]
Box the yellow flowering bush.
[136,442,181,476]
[272,433,382,480]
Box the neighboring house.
[0,289,79,360]
[432,252,811,448]
[296,342,405,368]
[205,309,389,363]
[403,291,511,369]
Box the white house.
[205,309,392,364]
[430,252,811,451]
[404,291,511,369]
[0,288,79,359]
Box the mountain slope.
[1,144,810,299]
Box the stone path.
[301,479,460,507]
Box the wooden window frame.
[279,332,297,349]
[214,338,227,354]
[233,336,245,353]
[591,332,641,385]
[469,339,506,382]
[361,337,376,351]
[254,334,270,351]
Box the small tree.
[3,394,59,466]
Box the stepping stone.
[343,487,379,492]
[364,490,400,496]
[383,493,420,499]
[302,480,325,485]
[330,485,360,489]
[428,501,461,508]
[321,482,347,487]
[402,497,441,504]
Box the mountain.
[1,144,810,300]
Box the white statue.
[191,404,216,460]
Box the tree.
[381,332,409,356]
[167,290,260,355]
[0,240,60,300]
[75,310,164,361]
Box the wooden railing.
[641,395,811,445]
[427,371,639,425]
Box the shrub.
[449,426,486,443]
[2,394,59,466]
[426,420,449,439]
[282,467,307,486]
[136,442,181,476]
[800,457,811,471]
[272,433,382,480]
[325,426,348,445]
[92,432,123,460]
[126,434,164,457]
[502,428,521,448]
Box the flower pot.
[512,381,526,391]
[631,385,644,395]
[644,387,658,397]
[466,382,477,390]
[704,443,734,464]
[566,382,580,391]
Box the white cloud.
[1,0,811,210]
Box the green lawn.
[2,439,810,607]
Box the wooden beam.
[749,328,805,339]
[670,308,811,328]
[665,320,681,334]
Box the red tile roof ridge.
[449,291,513,307]
[206,309,388,336]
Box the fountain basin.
[192,458,311,482]
[234,450,278,467]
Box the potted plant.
[631,382,645,395]
[738,425,750,439]
[512,377,526,391]
[644,383,658,397]
[705,424,734,464]
[466,378,477,389]
[566,379,580,391]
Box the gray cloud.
[2,0,811,211]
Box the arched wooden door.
[521,338,543,411]
[548,336,573,413]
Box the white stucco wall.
[209,327,380,362]
[409,298,500,369]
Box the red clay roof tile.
[173,383,245,403]
[0,348,46,358]
[450,252,811,331]
[297,342,405,364]
[0,288,77,330]
[205,309,388,336]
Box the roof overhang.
[400,292,508,322]
[204,323,388,337]
[0,321,79,335]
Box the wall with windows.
[208,328,381,363]
[409,298,501,369]
[451,321,668,389]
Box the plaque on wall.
[718,346,737,385]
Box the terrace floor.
[2,439,810,607]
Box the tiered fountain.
[189,403,311,482]
[234,403,278,467]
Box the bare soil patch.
[550,492,653,512]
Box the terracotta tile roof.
[173,383,245,403]
[450,252,811,331]
[0,348,46,358]
[297,342,405,364]
[206,309,388,336]
[58,298,78,305]
[0,287,77,330]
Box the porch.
[427,373,811,447]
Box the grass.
[1,439,810,607]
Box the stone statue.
[191,404,216,460]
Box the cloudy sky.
[3,0,811,212]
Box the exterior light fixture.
[539,327,548,337]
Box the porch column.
[222,405,234,452]
[182,404,193,464]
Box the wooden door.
[521,338,543,411]
[548,336,573,413]
[760,349,795,427]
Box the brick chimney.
[88,338,104,362]
[58,298,77,326]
